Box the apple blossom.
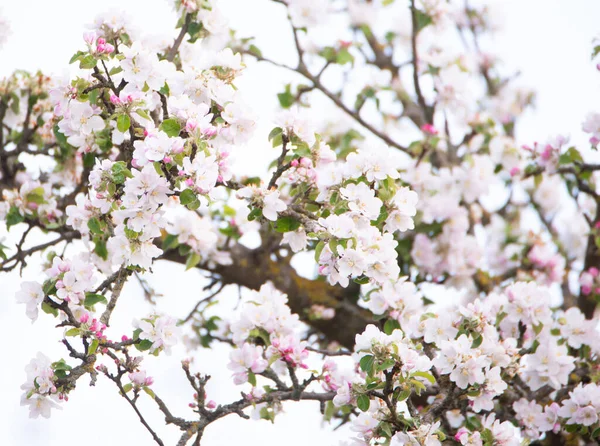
[3,1,600,445]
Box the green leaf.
[359,355,375,374]
[268,127,283,142]
[411,377,427,389]
[117,114,131,133]
[135,339,153,351]
[248,44,262,58]
[357,394,370,412]
[319,46,337,62]
[271,133,283,148]
[567,146,583,163]
[247,207,262,221]
[558,153,571,165]
[94,240,108,260]
[187,21,203,43]
[179,188,197,206]
[88,339,99,355]
[158,82,170,96]
[336,48,354,65]
[83,152,96,169]
[353,276,370,285]
[84,293,108,308]
[248,370,257,387]
[88,89,99,106]
[0,242,8,261]
[411,371,436,385]
[111,161,133,184]
[380,422,393,438]
[136,109,152,121]
[471,334,483,348]
[396,389,411,402]
[26,187,46,204]
[377,359,396,372]
[65,328,80,337]
[324,400,335,421]
[277,84,294,109]
[79,54,98,69]
[52,359,72,371]
[383,319,401,335]
[143,386,156,399]
[122,383,133,394]
[6,206,24,228]
[159,118,181,137]
[162,234,179,251]
[185,252,201,270]
[274,216,301,233]
[565,424,578,433]
[414,9,433,33]
[41,301,59,317]
[314,240,326,262]
[87,217,103,235]
[69,51,85,64]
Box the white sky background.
[0,0,600,445]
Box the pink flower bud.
[145,377,154,386]
[163,156,172,164]
[79,313,90,324]
[110,94,121,105]
[96,44,106,53]
[582,285,592,295]
[540,145,553,161]
[421,123,438,135]
[455,428,469,442]
[290,159,299,167]
[186,120,198,133]
[206,400,216,409]
[203,126,218,138]
[590,267,599,277]
[185,178,194,187]
[97,37,106,45]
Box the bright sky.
[1,0,600,445]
